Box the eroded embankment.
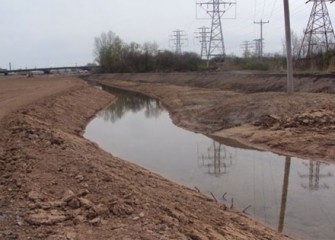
[0,81,289,239]
[91,73,335,163]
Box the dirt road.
[0,76,81,120]
[93,72,335,163]
[0,76,289,239]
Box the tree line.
[94,31,203,73]
[94,31,335,73]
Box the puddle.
[85,86,335,240]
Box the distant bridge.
[0,65,100,76]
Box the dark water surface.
[85,86,335,240]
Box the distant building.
[0,68,8,75]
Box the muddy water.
[85,86,335,240]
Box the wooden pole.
[283,0,294,94]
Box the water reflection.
[277,157,333,233]
[100,86,164,123]
[85,86,335,240]
[278,156,291,233]
[298,161,332,191]
[198,141,235,177]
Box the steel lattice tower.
[194,27,210,59]
[208,1,225,62]
[299,0,335,58]
[197,0,236,63]
[253,39,262,57]
[170,30,187,55]
[240,40,252,58]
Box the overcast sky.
[1,0,334,69]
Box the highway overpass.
[0,65,100,75]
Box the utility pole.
[194,26,210,59]
[254,19,269,58]
[169,30,187,55]
[283,0,294,94]
[196,0,236,65]
[299,0,335,58]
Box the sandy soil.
[0,76,289,239]
[92,72,335,163]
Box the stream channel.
[85,85,335,240]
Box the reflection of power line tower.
[169,30,188,55]
[299,0,335,58]
[298,161,333,191]
[198,141,234,177]
[196,0,236,63]
[194,26,210,59]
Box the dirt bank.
[94,71,335,94]
[91,72,335,163]
[0,76,289,239]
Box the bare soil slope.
[0,76,289,240]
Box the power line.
[254,0,258,22]
[262,0,267,18]
[268,0,279,21]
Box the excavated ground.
[0,76,289,240]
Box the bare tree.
[282,31,302,59]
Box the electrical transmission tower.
[196,0,236,63]
[169,30,187,55]
[299,0,335,58]
[253,39,262,57]
[254,19,269,58]
[240,40,252,58]
[194,27,210,59]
